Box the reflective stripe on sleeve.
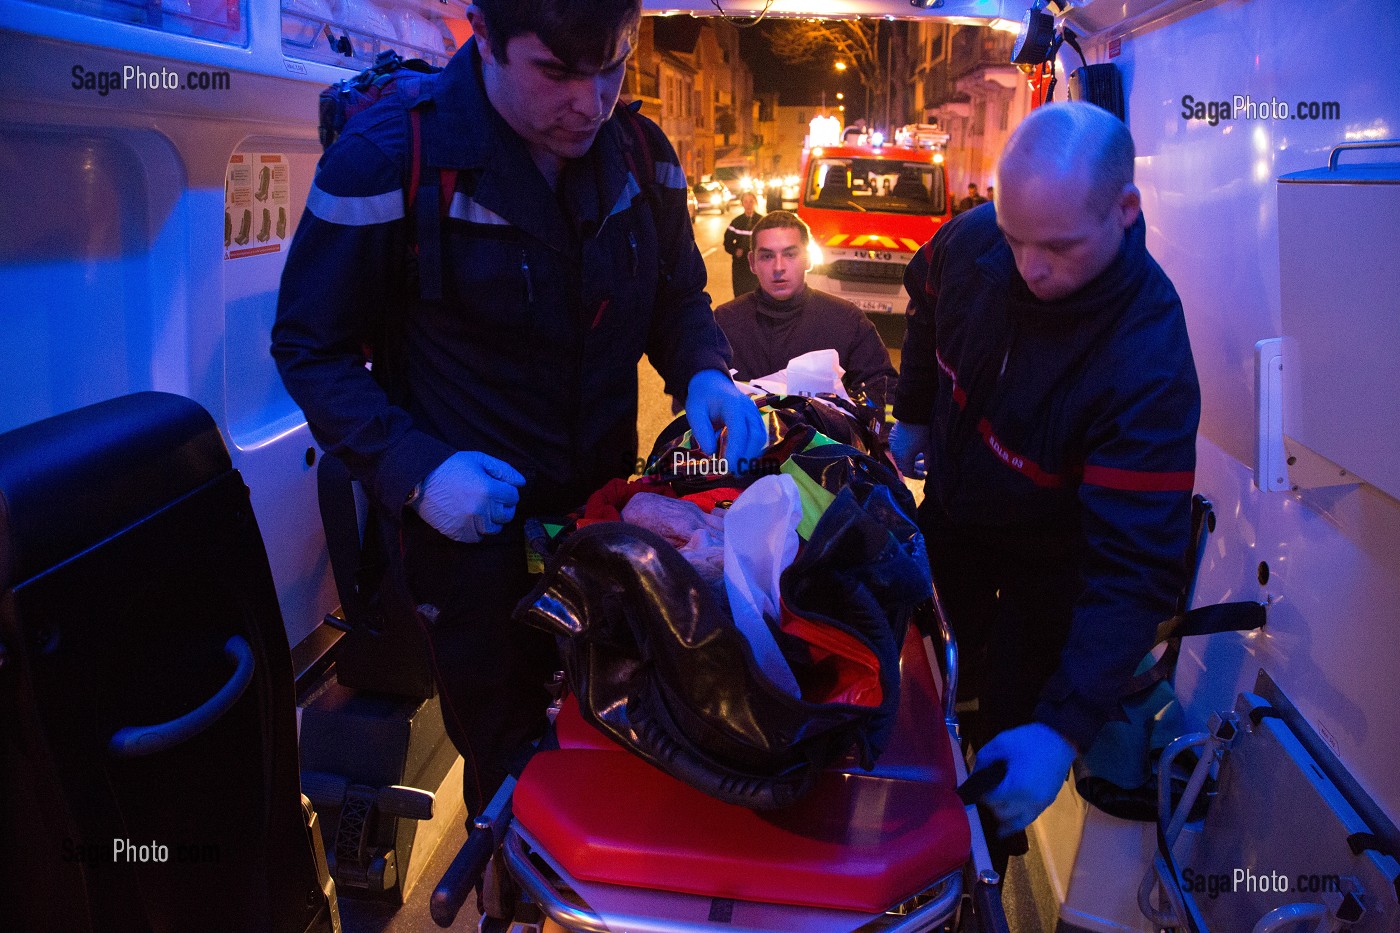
[608,176,642,218]
[305,182,404,226]
[654,161,688,189]
[448,193,512,226]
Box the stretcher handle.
[429,829,494,927]
[431,773,516,928]
[972,877,1012,933]
[956,760,1008,806]
[108,635,254,758]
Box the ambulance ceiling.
[643,0,1192,35]
[644,0,1027,23]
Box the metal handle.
[109,635,254,758]
[923,588,959,728]
[1328,139,1400,170]
[502,830,611,933]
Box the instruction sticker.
[225,152,291,259]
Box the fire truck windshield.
[803,157,947,216]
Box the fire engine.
[796,121,951,317]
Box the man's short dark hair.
[473,0,641,69]
[750,210,810,247]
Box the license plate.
[851,298,896,314]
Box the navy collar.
[420,42,639,251]
[422,41,495,168]
[975,208,1151,319]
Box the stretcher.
[432,591,1009,932]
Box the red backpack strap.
[408,108,423,215]
[616,101,686,285]
[405,103,452,301]
[617,101,658,208]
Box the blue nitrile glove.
[974,723,1078,836]
[888,421,931,479]
[685,368,766,474]
[411,451,526,543]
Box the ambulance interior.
[1,0,1398,930]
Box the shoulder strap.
[316,452,385,629]
[615,100,661,212]
[404,94,456,303]
[614,101,690,287]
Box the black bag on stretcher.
[514,395,933,810]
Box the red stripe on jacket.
[976,419,1066,488]
[1082,464,1194,492]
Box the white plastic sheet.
[739,348,850,401]
[723,474,803,697]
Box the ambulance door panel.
[0,127,184,434]
[223,134,335,650]
[1070,0,1400,826]
[0,16,342,648]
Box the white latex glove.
[685,369,766,473]
[411,451,526,543]
[888,421,931,479]
[975,723,1078,835]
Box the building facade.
[623,17,756,185]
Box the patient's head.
[748,211,811,302]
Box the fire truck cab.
[797,123,951,317]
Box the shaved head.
[998,101,1134,217]
[993,102,1141,301]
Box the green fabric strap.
[780,459,836,540]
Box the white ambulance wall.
[1070,0,1400,822]
[0,12,355,646]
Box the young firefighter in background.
[723,190,762,297]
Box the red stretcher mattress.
[512,628,971,914]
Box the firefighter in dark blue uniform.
[273,0,764,819]
[723,191,762,297]
[890,102,1200,849]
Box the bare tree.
[765,19,897,119]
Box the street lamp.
[834,60,847,72]
[836,92,844,100]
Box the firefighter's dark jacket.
[894,204,1201,750]
[273,44,730,518]
[723,210,760,259]
[714,285,897,412]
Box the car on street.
[696,180,733,214]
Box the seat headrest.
[0,392,231,588]
[820,167,851,195]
